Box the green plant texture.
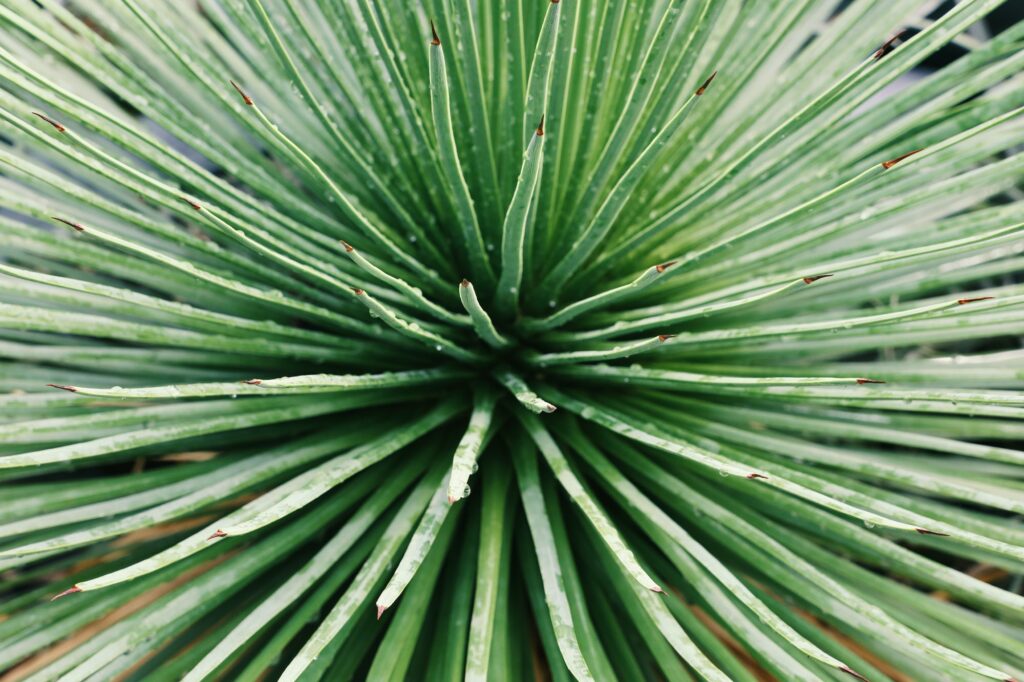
[1,0,1023,680]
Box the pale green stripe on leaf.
[63,368,465,399]
[73,400,462,592]
[181,455,425,682]
[376,470,459,613]
[518,412,661,593]
[278,461,446,682]
[494,368,556,414]
[513,439,594,682]
[448,387,500,503]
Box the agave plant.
[1,0,1023,679]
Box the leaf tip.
[376,604,386,620]
[872,29,907,61]
[51,585,81,601]
[352,288,365,296]
[657,334,675,343]
[182,197,202,211]
[460,279,471,287]
[32,111,66,133]
[881,149,922,169]
[746,473,769,480]
[229,80,254,106]
[536,115,545,137]
[957,296,994,305]
[46,383,78,392]
[208,529,228,540]
[52,216,85,232]
[802,273,833,284]
[915,528,949,537]
[838,664,869,682]
[856,378,885,385]
[430,20,441,46]
[655,260,677,273]
[695,70,717,96]
[341,240,354,253]
[244,379,262,385]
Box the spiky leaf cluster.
[1,1,1023,680]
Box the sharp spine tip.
[182,197,202,211]
[229,80,254,106]
[746,473,768,480]
[695,70,717,95]
[32,111,66,133]
[244,379,262,385]
[856,378,885,384]
[957,296,994,305]
[208,529,227,540]
[430,20,441,46]
[352,288,365,295]
[915,528,949,536]
[51,585,82,601]
[881,148,922,169]
[657,334,675,342]
[376,604,386,620]
[460,279,471,287]
[52,216,85,231]
[341,240,354,252]
[655,260,677,273]
[838,664,869,682]
[46,383,77,392]
[536,115,545,136]
[872,29,907,61]
[802,273,833,284]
